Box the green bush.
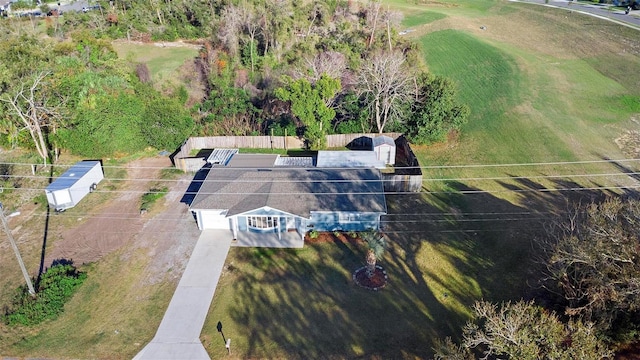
[4,263,87,326]
[308,230,319,239]
[140,186,168,211]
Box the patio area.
[231,229,305,248]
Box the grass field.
[401,11,447,27]
[1,1,640,359]
[112,42,199,85]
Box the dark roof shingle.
[189,167,386,216]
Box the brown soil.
[304,231,364,246]
[353,266,388,291]
[43,157,201,284]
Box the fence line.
[171,133,407,174]
[325,133,402,148]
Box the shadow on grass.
[206,169,639,359]
[221,240,452,359]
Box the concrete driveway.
[134,230,233,360]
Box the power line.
[1,183,638,196]
[2,170,640,184]
[1,156,639,171]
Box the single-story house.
[189,153,387,241]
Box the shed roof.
[316,150,386,169]
[189,167,386,217]
[373,135,395,147]
[46,161,101,192]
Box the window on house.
[247,216,277,229]
[339,213,359,222]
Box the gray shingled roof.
[227,154,279,167]
[189,167,386,217]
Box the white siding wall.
[198,210,230,230]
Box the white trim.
[235,206,303,219]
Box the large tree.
[275,75,340,149]
[538,198,640,337]
[356,50,414,133]
[406,72,470,144]
[434,300,612,360]
[0,72,62,165]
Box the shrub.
[140,186,168,211]
[4,262,87,326]
[308,229,319,239]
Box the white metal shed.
[45,161,104,211]
[372,136,396,165]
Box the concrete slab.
[232,230,304,248]
[134,230,233,360]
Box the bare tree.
[382,8,403,51]
[0,72,62,166]
[356,50,414,133]
[217,5,242,57]
[238,3,262,73]
[366,0,382,48]
[293,51,347,85]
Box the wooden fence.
[183,136,305,150]
[382,173,423,192]
[325,133,402,148]
[171,135,304,172]
[171,133,402,172]
[171,134,421,193]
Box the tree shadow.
[217,236,453,359]
[36,165,54,287]
[202,157,640,358]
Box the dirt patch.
[43,157,199,283]
[353,266,388,290]
[615,117,640,158]
[112,39,203,50]
[304,231,364,246]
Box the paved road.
[134,230,233,360]
[511,0,640,30]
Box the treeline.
[0,0,469,160]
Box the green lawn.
[112,42,199,84]
[202,234,481,359]
[401,11,446,27]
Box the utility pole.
[0,203,36,297]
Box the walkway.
[133,230,233,360]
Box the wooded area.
[0,0,468,162]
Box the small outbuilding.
[45,160,104,212]
[372,136,396,166]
